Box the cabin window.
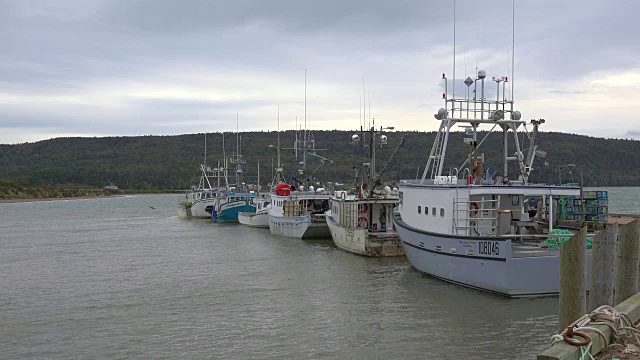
[418,206,421,214]
[432,207,436,217]
[425,206,428,215]
[440,208,445,217]
[512,195,520,206]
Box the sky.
[1,0,639,144]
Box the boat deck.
[511,241,592,258]
[512,242,559,258]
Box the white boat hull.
[394,212,591,297]
[238,212,269,228]
[269,214,330,239]
[326,211,404,257]
[178,199,215,219]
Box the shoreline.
[0,192,180,204]
[0,195,121,204]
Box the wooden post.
[558,226,587,333]
[615,218,640,305]
[589,223,618,311]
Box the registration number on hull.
[478,241,500,256]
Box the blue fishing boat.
[213,192,256,222]
[212,113,256,223]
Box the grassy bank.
[0,180,186,201]
[0,181,113,200]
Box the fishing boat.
[178,132,220,219]
[212,115,256,223]
[238,195,271,228]
[267,130,331,238]
[214,191,256,223]
[267,125,331,238]
[269,184,331,239]
[325,125,406,256]
[268,72,332,239]
[178,164,220,218]
[239,108,282,229]
[237,161,269,228]
[394,63,588,296]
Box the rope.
[550,305,640,357]
[550,333,595,360]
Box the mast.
[222,132,229,190]
[216,160,220,220]
[204,133,207,169]
[453,0,456,102]
[277,106,281,170]
[304,69,307,175]
[236,112,239,161]
[512,0,515,101]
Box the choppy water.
[0,189,635,359]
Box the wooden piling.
[615,218,640,305]
[558,226,587,333]
[589,223,618,311]
[539,291,640,360]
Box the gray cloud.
[0,0,639,144]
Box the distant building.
[104,185,119,190]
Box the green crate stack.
[554,191,608,222]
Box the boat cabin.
[330,192,397,232]
[399,178,580,237]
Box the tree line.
[1,130,639,190]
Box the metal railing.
[452,195,501,236]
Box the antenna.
[277,105,281,169]
[359,96,362,129]
[512,0,515,100]
[452,0,456,101]
[362,75,366,129]
[304,69,307,172]
[236,112,239,159]
[368,91,371,129]
[204,132,207,168]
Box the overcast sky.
[1,0,639,144]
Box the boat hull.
[215,202,255,223]
[269,214,330,239]
[394,212,591,297]
[326,211,404,257]
[178,199,215,219]
[238,212,269,228]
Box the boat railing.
[452,195,501,236]
[337,200,360,229]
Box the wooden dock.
[537,219,640,360]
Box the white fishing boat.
[178,164,220,219]
[269,184,331,239]
[268,72,332,239]
[267,128,332,239]
[325,124,406,256]
[178,132,224,219]
[238,195,271,228]
[394,59,590,296]
[239,107,281,229]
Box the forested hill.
[1,130,639,189]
